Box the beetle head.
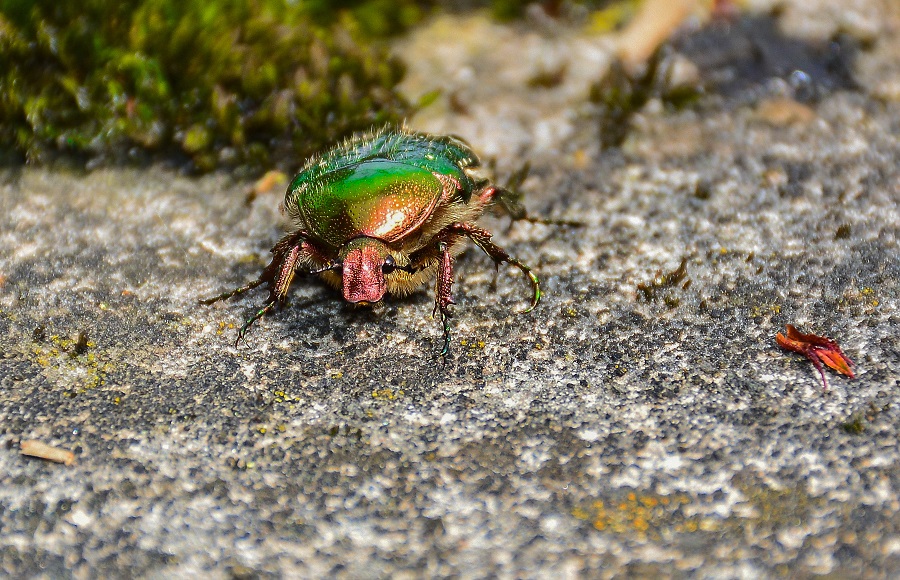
[339,238,392,305]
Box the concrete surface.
[1,2,898,578]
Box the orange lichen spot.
[571,507,589,520]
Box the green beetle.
[202,127,555,356]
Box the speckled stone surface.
[1,4,899,578]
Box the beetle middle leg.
[198,277,266,305]
[440,222,541,312]
[234,243,304,344]
[411,222,542,357]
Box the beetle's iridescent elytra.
[202,127,567,356]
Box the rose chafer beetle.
[202,128,567,356]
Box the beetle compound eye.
[382,255,396,274]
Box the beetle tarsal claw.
[506,258,541,313]
[235,300,277,345]
[432,304,454,319]
[437,310,453,361]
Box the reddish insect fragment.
[776,324,855,389]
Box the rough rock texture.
[1,2,898,577]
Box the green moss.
[637,257,689,306]
[1,0,620,173]
[840,403,889,435]
[841,414,865,435]
[304,0,425,38]
[0,0,413,173]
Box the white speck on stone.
[776,526,808,550]
[68,508,93,528]
[240,362,256,381]
[883,536,900,555]
[540,515,563,535]
[578,428,600,442]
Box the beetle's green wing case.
[285,129,480,215]
[298,160,444,246]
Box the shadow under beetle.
[202,127,574,357]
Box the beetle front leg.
[433,241,456,359]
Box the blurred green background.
[0,0,610,174]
